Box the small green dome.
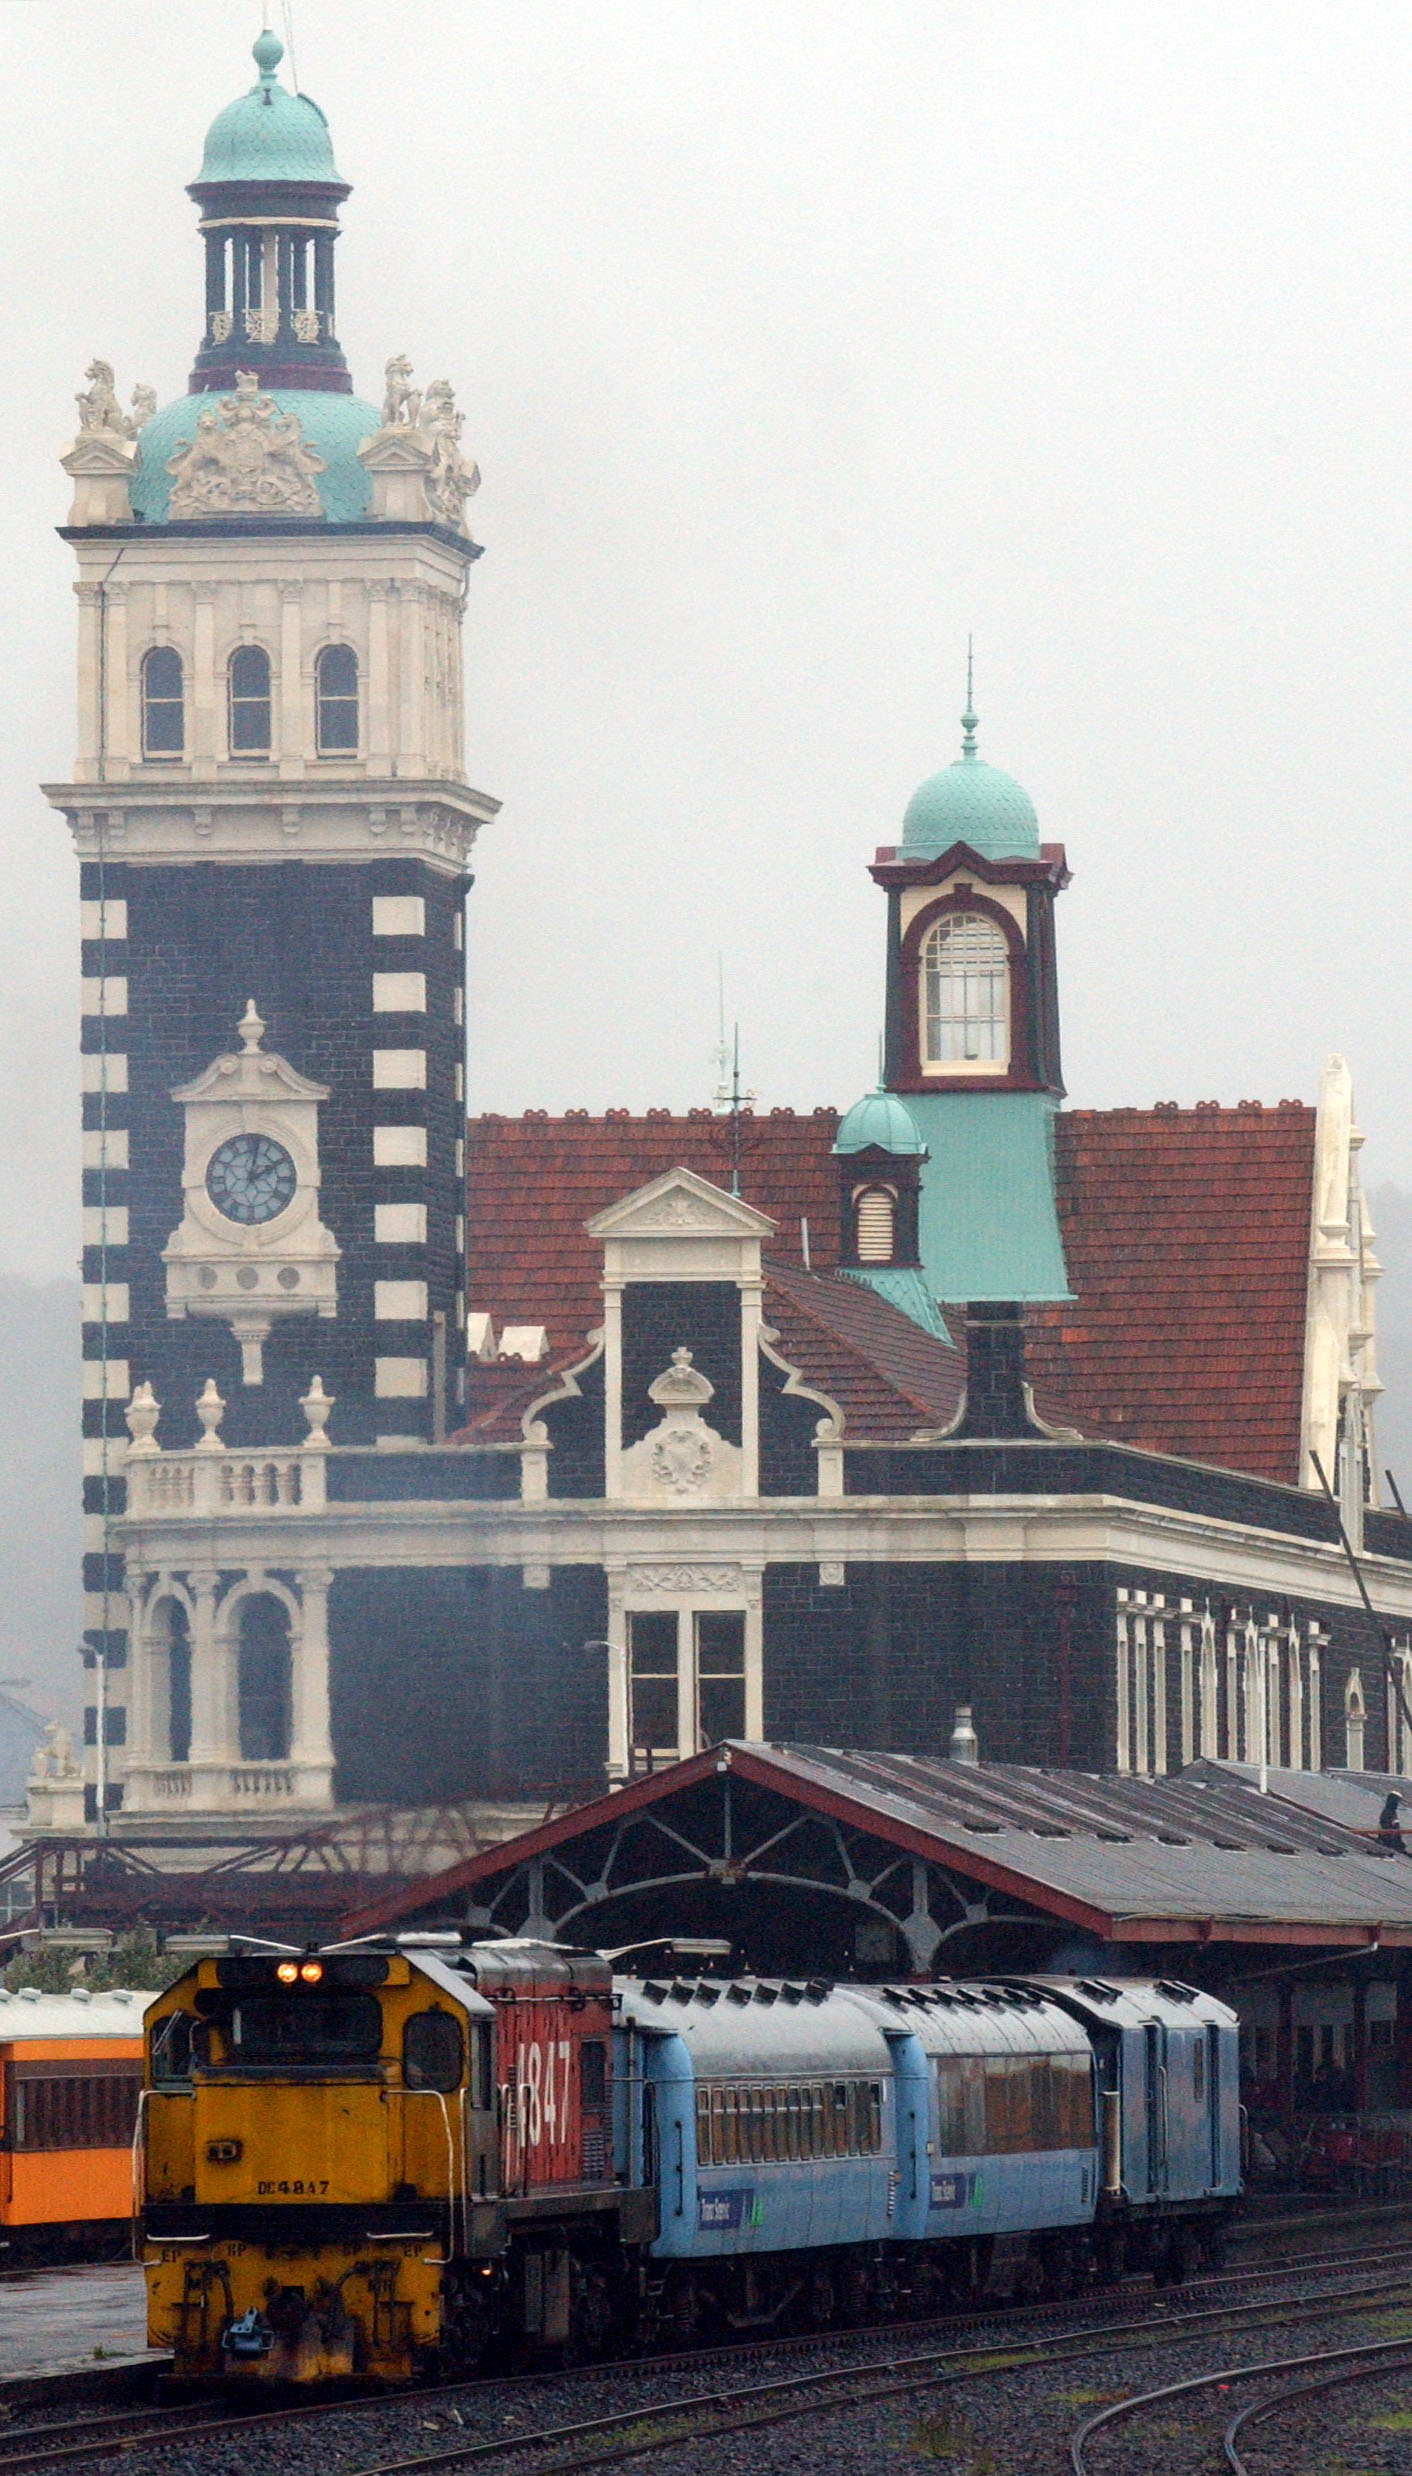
[131,388,382,523]
[902,702,1039,861]
[833,1089,926,1158]
[196,34,343,188]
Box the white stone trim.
[375,1279,428,1320]
[82,1359,129,1400]
[374,1124,428,1166]
[373,971,426,1013]
[375,1202,427,1244]
[80,899,127,940]
[81,976,127,1016]
[1301,1054,1382,1503]
[373,1049,426,1090]
[82,1206,128,1247]
[82,1436,125,1477]
[82,1128,129,1171]
[372,895,425,937]
[82,1281,129,1323]
[375,1356,428,1398]
[81,1053,128,1093]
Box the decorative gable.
[588,1165,774,1287]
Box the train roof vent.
[779,1983,806,2004]
[1031,1823,1070,1837]
[1317,1842,1347,1856]
[1263,1841,1297,1855]
[964,1819,1002,1833]
[804,1981,831,2003]
[640,1980,668,2002]
[754,1984,780,2005]
[1075,1978,1120,2001]
[1211,1836,1246,1850]
[1155,1980,1198,2002]
[694,1983,721,2006]
[1095,1827,1132,1842]
[726,1985,753,2006]
[883,1987,907,2007]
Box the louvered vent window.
[922,912,1009,1065]
[854,1186,896,1263]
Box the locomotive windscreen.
[216,1993,383,2065]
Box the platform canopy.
[337,1744,1412,1975]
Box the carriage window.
[711,2087,726,2164]
[723,2086,739,2164]
[315,641,359,754]
[403,2009,463,2093]
[228,643,272,755]
[142,645,184,757]
[5,2069,142,2151]
[1193,2040,1205,2105]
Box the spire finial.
[238,999,266,1052]
[253,21,284,84]
[961,634,978,760]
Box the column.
[740,1276,763,1496]
[291,1564,335,1799]
[279,584,302,771]
[192,586,217,774]
[602,1281,624,1498]
[367,582,391,771]
[75,585,100,777]
[104,586,130,771]
[186,1566,221,1766]
[124,1572,153,1772]
[606,1566,628,1780]
[744,1576,764,1740]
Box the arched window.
[141,645,185,758]
[228,643,272,756]
[853,1185,896,1264]
[921,912,1010,1066]
[237,1593,293,1762]
[1345,1667,1366,1771]
[315,641,359,754]
[149,1596,192,1765]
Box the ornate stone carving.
[300,1374,334,1447]
[130,384,156,433]
[166,372,327,518]
[125,1381,161,1458]
[292,309,321,345]
[243,307,280,345]
[627,1564,743,1594]
[619,1349,743,1505]
[357,359,480,534]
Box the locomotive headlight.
[300,1961,324,1984]
[276,1962,299,1984]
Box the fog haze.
[4,2,1412,1714]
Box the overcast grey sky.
[2,1,1412,1281]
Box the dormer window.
[853,1185,897,1263]
[141,645,185,759]
[228,644,272,757]
[922,912,1009,1066]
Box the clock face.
[206,1132,297,1226]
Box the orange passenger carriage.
[0,1988,146,2260]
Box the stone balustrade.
[125,1450,323,1518]
[125,1759,310,1813]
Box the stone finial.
[124,1380,161,1458]
[238,999,266,1052]
[647,1346,715,1409]
[194,1378,226,1453]
[300,1374,334,1448]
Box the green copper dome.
[195,33,343,188]
[833,1089,926,1158]
[131,387,381,523]
[902,700,1039,862]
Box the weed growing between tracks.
[908,2403,994,2466]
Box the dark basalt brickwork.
[80,853,466,1453]
[328,1563,608,1804]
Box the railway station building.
[36,32,1412,1842]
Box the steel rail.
[1071,2336,1412,2475]
[5,2252,1411,2476]
[1223,2344,1412,2473]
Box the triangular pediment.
[586,1165,775,1241]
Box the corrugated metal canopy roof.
[338,1744,1412,1947]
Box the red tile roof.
[461,1102,1317,1481]
[1029,1104,1316,1484]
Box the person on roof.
[1378,1790,1406,1854]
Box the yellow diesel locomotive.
[140,1940,653,2383]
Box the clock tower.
[45,33,497,1814]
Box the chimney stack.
[949,1705,980,1764]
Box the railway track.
[5,2247,1412,2476]
[1070,2334,1412,2474]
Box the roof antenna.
[961,634,978,759]
[282,0,301,90]
[711,954,729,1107]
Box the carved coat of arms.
[166,372,326,517]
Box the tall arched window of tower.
[921,912,1010,1067]
[140,645,185,760]
[315,641,359,755]
[228,644,272,757]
